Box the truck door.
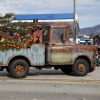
[49,27,72,64]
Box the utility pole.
[73,0,76,41]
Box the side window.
[53,28,63,41]
[68,28,73,38]
[42,27,49,41]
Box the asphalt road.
[0,80,100,100]
[0,67,100,100]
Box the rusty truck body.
[0,22,97,78]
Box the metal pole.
[73,0,76,41]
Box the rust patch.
[77,45,97,51]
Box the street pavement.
[0,80,100,100]
[0,67,100,100]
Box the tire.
[72,59,89,76]
[61,66,72,74]
[6,67,10,73]
[8,59,29,78]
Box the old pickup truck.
[0,22,97,78]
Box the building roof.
[14,13,74,20]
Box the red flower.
[16,33,20,38]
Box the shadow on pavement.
[0,68,74,78]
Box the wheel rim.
[77,63,86,72]
[14,64,25,75]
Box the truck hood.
[77,44,98,51]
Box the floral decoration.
[0,40,22,51]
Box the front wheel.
[9,59,29,78]
[72,59,90,76]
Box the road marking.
[0,78,100,83]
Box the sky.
[0,0,100,28]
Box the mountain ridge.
[80,24,100,36]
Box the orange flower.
[3,44,5,46]
[33,36,38,42]
[14,45,16,47]
[10,44,12,46]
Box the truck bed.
[0,44,45,66]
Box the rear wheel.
[9,59,29,78]
[72,59,89,76]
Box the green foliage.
[0,13,14,32]
[0,13,30,36]
[78,35,83,38]
[15,21,30,36]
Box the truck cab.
[43,22,74,64]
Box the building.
[94,34,100,53]
[13,13,80,40]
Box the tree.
[89,33,94,39]
[0,13,30,36]
[0,13,14,33]
[14,21,30,36]
[78,35,83,38]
